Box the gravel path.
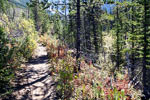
[12,44,56,100]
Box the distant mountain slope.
[10,0,29,8]
[13,0,29,6]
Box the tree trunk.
[86,13,91,53]
[92,6,98,54]
[76,0,81,71]
[142,0,150,99]
[131,0,135,78]
[34,0,40,32]
[116,5,120,69]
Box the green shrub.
[20,33,38,59]
[0,27,14,97]
[0,14,38,60]
[0,16,38,97]
[56,55,75,99]
[18,18,38,60]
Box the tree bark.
[131,0,135,78]
[76,0,81,71]
[142,0,149,98]
[116,5,120,69]
[92,6,98,54]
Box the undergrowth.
[41,34,142,100]
[0,14,38,97]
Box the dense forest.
[0,0,150,100]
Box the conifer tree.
[27,0,50,32]
[142,0,150,98]
[76,0,81,71]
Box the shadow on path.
[13,72,54,91]
[10,44,57,100]
[28,55,49,65]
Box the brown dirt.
[12,44,56,100]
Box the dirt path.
[12,44,56,100]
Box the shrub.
[0,27,14,97]
[0,14,38,60]
[40,34,65,60]
[18,18,38,59]
[56,56,75,99]
[42,32,142,100]
[20,33,38,59]
[72,61,142,100]
[41,35,75,99]
[0,16,38,97]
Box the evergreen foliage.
[1,0,150,99]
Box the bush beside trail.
[40,34,142,100]
[0,14,38,98]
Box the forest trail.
[12,44,56,100]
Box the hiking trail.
[12,44,56,100]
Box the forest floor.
[11,44,56,100]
